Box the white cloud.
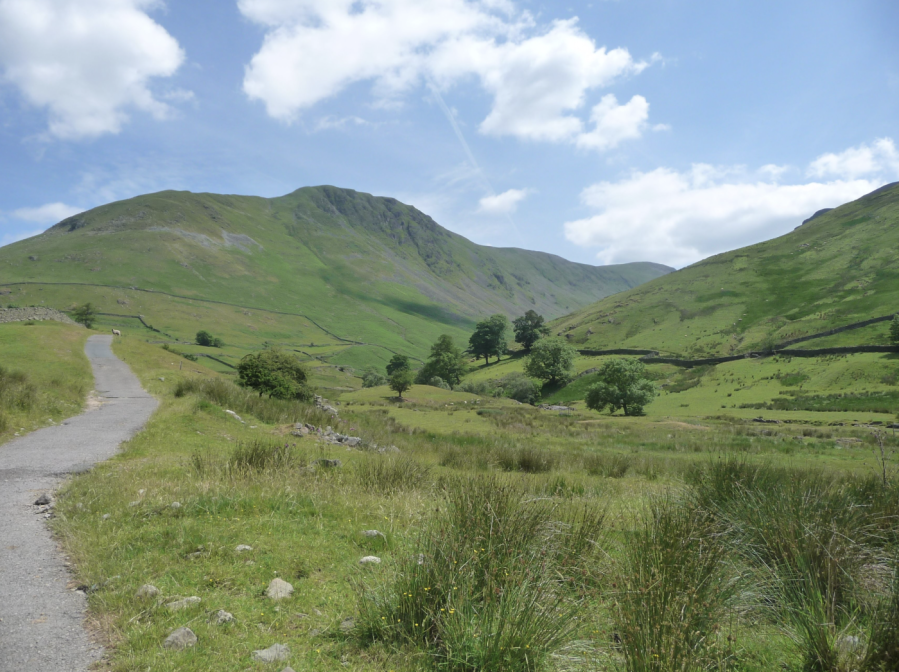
[0,0,185,139]
[240,1,651,149]
[807,137,899,180]
[576,94,648,151]
[12,202,84,224]
[563,140,899,268]
[477,188,529,214]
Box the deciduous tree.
[469,314,510,364]
[585,358,655,416]
[386,354,411,376]
[523,337,575,385]
[416,334,467,388]
[389,369,414,399]
[513,310,550,351]
[237,348,311,400]
[72,302,96,329]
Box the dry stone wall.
[0,307,79,326]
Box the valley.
[0,183,896,672]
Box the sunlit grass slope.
[0,321,92,444]
[553,181,899,356]
[0,186,670,367]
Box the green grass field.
[43,334,898,672]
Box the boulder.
[266,578,294,600]
[251,644,290,663]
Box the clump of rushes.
[694,458,896,672]
[862,556,899,672]
[356,475,607,671]
[353,455,432,494]
[614,495,737,672]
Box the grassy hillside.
[0,321,92,443]
[552,181,899,357]
[0,186,669,370]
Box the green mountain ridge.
[552,181,899,357]
[0,186,670,367]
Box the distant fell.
[0,186,670,363]
[552,182,899,357]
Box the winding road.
[0,335,157,671]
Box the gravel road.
[0,335,157,671]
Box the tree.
[237,348,311,400]
[585,358,656,416]
[386,354,411,376]
[524,337,576,385]
[72,302,97,329]
[513,310,551,351]
[389,369,415,399]
[468,314,510,364]
[361,367,387,388]
[197,330,225,347]
[890,315,899,344]
[416,334,467,388]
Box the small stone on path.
[166,596,201,611]
[266,577,294,600]
[359,556,381,565]
[251,643,289,663]
[163,627,197,650]
[34,493,52,506]
[136,584,159,599]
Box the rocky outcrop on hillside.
[0,307,79,326]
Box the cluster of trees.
[196,330,225,348]
[467,310,551,364]
[361,334,469,399]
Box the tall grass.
[175,376,328,426]
[356,475,607,671]
[614,495,737,672]
[689,457,899,672]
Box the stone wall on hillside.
[0,307,80,326]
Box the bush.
[237,348,311,401]
[196,330,225,348]
[500,373,541,404]
[427,376,449,389]
[361,367,387,388]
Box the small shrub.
[361,367,387,388]
[427,376,449,390]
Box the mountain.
[0,186,670,368]
[551,182,899,357]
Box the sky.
[0,0,897,269]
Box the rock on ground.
[251,643,290,663]
[165,596,201,611]
[211,609,234,624]
[266,578,294,600]
[135,584,159,599]
[163,627,197,650]
[359,556,381,565]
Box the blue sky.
[1,0,897,268]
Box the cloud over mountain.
[240,0,652,150]
[564,139,899,268]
